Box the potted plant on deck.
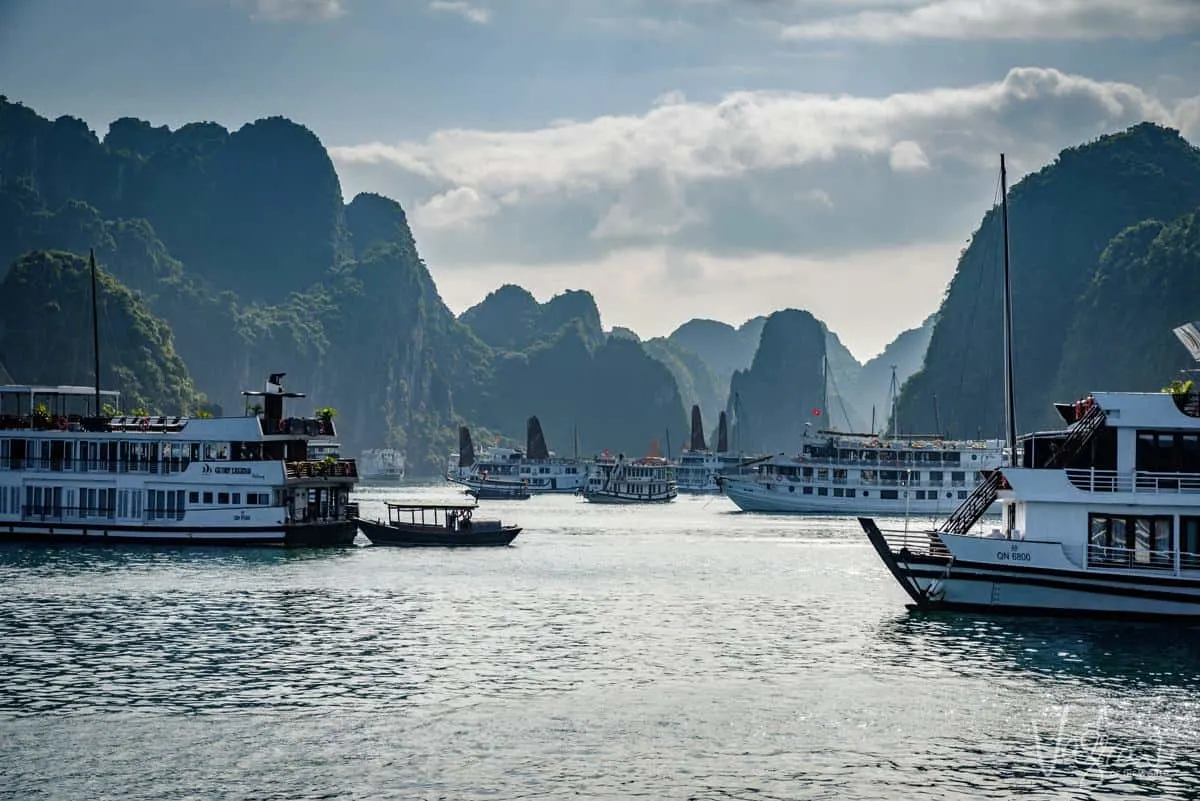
[316,406,337,435]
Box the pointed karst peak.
[345,192,414,257]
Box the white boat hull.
[861,519,1200,619]
[722,477,997,516]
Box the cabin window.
[1088,513,1173,569]
[802,486,812,494]
[881,490,898,500]
[218,492,230,505]
[817,487,828,496]
[232,493,241,505]
[951,471,966,485]
[203,491,213,504]
[1181,517,1200,570]
[929,471,943,484]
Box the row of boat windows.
[767,466,978,484]
[0,438,286,469]
[782,486,971,501]
[1135,431,1200,474]
[597,483,672,496]
[7,485,275,520]
[800,447,984,464]
[1088,513,1200,570]
[517,466,582,475]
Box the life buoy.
[140,417,150,432]
[279,419,289,434]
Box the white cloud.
[411,186,498,230]
[246,0,344,21]
[889,139,930,171]
[428,1,491,24]
[780,0,1200,41]
[332,67,1181,260]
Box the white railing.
[1065,469,1200,494]
[1087,544,1177,572]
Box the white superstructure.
[720,430,1006,515]
[582,454,676,503]
[359,448,406,480]
[0,374,359,547]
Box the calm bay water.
[3,484,1200,800]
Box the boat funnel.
[717,411,729,453]
[458,426,476,467]
[526,416,550,460]
[689,405,707,452]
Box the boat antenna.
[932,393,942,438]
[665,427,672,461]
[870,405,876,436]
[89,248,102,419]
[1000,154,1017,466]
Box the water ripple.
[2,492,1199,799]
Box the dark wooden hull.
[466,488,530,500]
[356,517,521,547]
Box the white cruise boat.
[448,417,587,494]
[674,407,768,494]
[862,387,1200,619]
[358,448,406,480]
[860,154,1200,619]
[0,373,360,547]
[582,453,676,503]
[719,430,1006,514]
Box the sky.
[2,0,1199,361]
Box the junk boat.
[355,501,521,546]
[582,453,677,503]
[448,417,587,493]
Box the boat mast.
[820,350,828,429]
[888,365,899,438]
[89,248,102,419]
[1000,154,1017,465]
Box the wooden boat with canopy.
[355,501,521,547]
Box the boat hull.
[466,488,530,501]
[722,477,998,516]
[357,517,520,547]
[860,518,1200,620]
[582,491,676,504]
[0,519,359,548]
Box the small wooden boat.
[466,477,531,500]
[356,502,521,547]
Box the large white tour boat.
[582,453,677,503]
[448,416,587,494]
[358,448,406,480]
[0,373,360,547]
[719,430,1006,514]
[860,154,1200,619]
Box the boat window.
[1088,513,1174,569]
[1181,517,1200,570]
[880,490,898,500]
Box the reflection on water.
[2,493,1199,800]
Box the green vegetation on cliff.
[897,123,1200,437]
[0,250,203,414]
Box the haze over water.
[3,485,1199,800]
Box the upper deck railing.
[1065,469,1200,494]
[285,459,358,479]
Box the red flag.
[813,408,822,416]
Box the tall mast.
[820,350,828,426]
[89,248,102,418]
[1000,154,1017,466]
[888,365,899,438]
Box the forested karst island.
[1,95,1197,473]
